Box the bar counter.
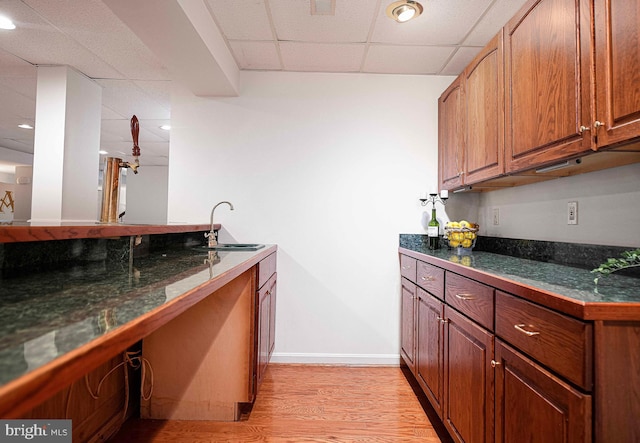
[0,223,276,418]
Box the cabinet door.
[416,288,444,418]
[268,275,277,358]
[504,0,593,173]
[594,0,640,148]
[443,306,494,443]
[464,30,505,184]
[401,278,417,371]
[256,275,275,387]
[439,75,465,190]
[495,340,591,443]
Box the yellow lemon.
[464,231,475,239]
[452,232,464,242]
[461,238,473,248]
[460,220,472,229]
[449,221,461,229]
[449,240,460,247]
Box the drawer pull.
[421,276,435,281]
[491,360,500,368]
[437,317,449,324]
[455,293,475,301]
[514,324,540,337]
[401,265,412,270]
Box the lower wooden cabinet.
[416,287,444,417]
[399,253,598,443]
[401,278,417,372]
[495,340,591,443]
[256,273,276,387]
[443,306,494,443]
[256,253,277,390]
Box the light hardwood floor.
[111,364,448,442]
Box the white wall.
[168,71,454,364]
[446,162,640,248]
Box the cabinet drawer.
[417,261,444,300]
[400,255,417,282]
[495,291,592,390]
[258,252,277,289]
[445,272,494,331]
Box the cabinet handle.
[514,324,540,337]
[421,275,435,282]
[579,125,590,133]
[437,317,449,324]
[455,293,475,301]
[401,265,411,270]
[491,360,500,368]
[594,120,604,129]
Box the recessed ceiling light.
[0,15,16,30]
[159,125,171,131]
[99,150,108,155]
[386,1,423,23]
[18,124,33,129]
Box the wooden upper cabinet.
[439,75,465,190]
[464,30,505,184]
[504,0,593,172]
[593,0,640,148]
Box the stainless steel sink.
[198,243,265,251]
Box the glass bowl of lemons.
[444,220,479,254]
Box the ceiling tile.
[280,42,365,72]
[364,45,455,75]
[0,1,122,79]
[0,48,36,78]
[96,79,171,120]
[372,0,494,45]
[229,41,282,70]
[464,0,529,46]
[270,0,377,43]
[439,46,483,75]
[206,0,273,41]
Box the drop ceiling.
[0,0,527,173]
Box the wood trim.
[0,223,214,243]
[0,245,277,418]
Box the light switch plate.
[568,201,578,225]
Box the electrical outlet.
[568,201,578,225]
[492,208,500,226]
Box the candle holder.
[420,192,448,208]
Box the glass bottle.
[428,206,440,250]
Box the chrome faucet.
[205,201,234,247]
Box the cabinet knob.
[491,360,500,368]
[579,125,590,133]
[514,323,541,337]
[594,120,604,129]
[437,317,449,324]
[421,275,436,282]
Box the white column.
[30,66,102,223]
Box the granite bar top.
[400,234,640,320]
[0,222,217,243]
[0,245,276,405]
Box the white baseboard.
[270,352,401,366]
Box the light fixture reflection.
[0,15,16,30]
[159,125,171,131]
[386,1,423,23]
[18,124,33,129]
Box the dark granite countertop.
[400,235,640,320]
[0,246,275,389]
